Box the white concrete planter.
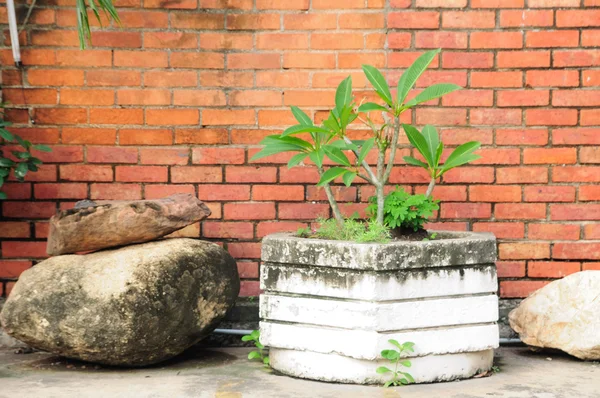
[259,231,499,384]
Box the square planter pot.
[259,231,498,384]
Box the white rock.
[509,271,600,360]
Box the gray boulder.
[0,238,239,366]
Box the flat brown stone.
[46,194,211,256]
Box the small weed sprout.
[376,339,415,388]
[241,330,269,367]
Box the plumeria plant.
[252,49,481,232]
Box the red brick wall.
[1,1,600,301]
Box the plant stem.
[382,116,401,185]
[342,136,378,184]
[318,166,344,226]
[375,145,386,225]
[425,177,436,197]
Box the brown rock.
[47,194,211,255]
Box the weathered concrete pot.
[259,231,499,384]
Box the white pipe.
[6,0,22,66]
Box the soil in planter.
[390,227,430,241]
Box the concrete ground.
[0,346,598,398]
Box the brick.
[496,203,546,220]
[145,184,195,199]
[523,148,577,165]
[91,32,141,48]
[471,109,521,125]
[551,204,600,221]
[144,32,197,49]
[472,222,525,239]
[312,33,365,50]
[145,71,197,87]
[227,14,280,30]
[471,0,524,7]
[387,12,440,29]
[27,69,84,86]
[440,203,491,219]
[2,202,56,218]
[388,33,412,49]
[339,13,385,29]
[119,11,170,28]
[526,109,578,126]
[582,31,600,48]
[256,71,310,88]
[500,281,549,298]
[199,33,253,50]
[526,70,579,88]
[584,224,600,239]
[0,261,32,278]
[581,109,600,125]
[259,110,299,126]
[500,10,553,28]
[113,50,167,68]
[442,90,493,107]
[62,128,117,145]
[497,90,549,107]
[496,129,548,146]
[471,32,523,49]
[529,224,580,241]
[581,147,600,164]
[1,242,48,259]
[89,109,143,125]
[34,183,87,199]
[170,52,224,69]
[171,13,223,29]
[0,183,31,200]
[256,221,307,238]
[253,185,303,201]
[226,166,276,183]
[530,0,579,6]
[60,165,112,182]
[192,147,245,165]
[496,261,526,278]
[283,14,337,30]
[440,128,493,145]
[198,184,250,201]
[171,166,222,183]
[175,128,228,144]
[442,11,495,29]
[116,166,168,183]
[583,70,600,86]
[416,108,467,125]
[199,0,253,9]
[284,90,335,107]
[3,89,56,105]
[498,51,550,68]
[580,185,600,201]
[469,185,521,202]
[202,109,255,125]
[524,186,575,202]
[279,203,330,220]
[471,71,523,88]
[256,33,309,50]
[389,51,441,68]
[583,262,600,271]
[229,90,282,106]
[173,90,226,107]
[283,53,335,69]
[414,32,467,49]
[557,10,600,28]
[56,50,111,67]
[279,166,320,184]
[9,165,56,183]
[120,129,173,145]
[117,89,170,106]
[147,109,199,126]
[224,203,275,220]
[60,89,114,106]
[147,0,197,8]
[307,186,358,202]
[0,222,30,238]
[554,90,600,107]
[554,50,600,67]
[140,148,189,165]
[529,262,580,278]
[87,70,141,87]
[416,0,467,6]
[257,0,309,9]
[498,242,549,260]
[203,222,254,239]
[553,243,600,260]
[554,166,600,183]
[442,52,493,69]
[442,167,494,183]
[91,183,142,200]
[417,185,467,202]
[228,53,280,70]
[526,30,579,49]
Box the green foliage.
[76,0,121,49]
[0,105,50,200]
[422,232,438,242]
[241,330,269,368]
[312,218,391,243]
[403,124,481,181]
[376,340,415,388]
[368,187,439,232]
[296,226,312,238]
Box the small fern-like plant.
[376,339,415,388]
[367,187,439,232]
[310,217,391,243]
[242,330,269,368]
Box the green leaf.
[403,124,434,167]
[317,167,348,186]
[0,158,16,167]
[323,146,351,167]
[263,357,270,365]
[282,124,331,137]
[250,330,260,339]
[401,372,415,383]
[403,156,428,168]
[404,83,461,108]
[309,148,325,168]
[397,49,440,106]
[400,360,412,368]
[402,342,416,351]
[33,144,52,152]
[248,351,261,360]
[383,381,394,388]
[14,162,28,179]
[421,125,440,167]
[335,76,353,114]
[381,350,399,361]
[358,102,388,113]
[290,106,313,126]
[376,366,391,374]
[0,129,15,142]
[342,171,356,187]
[0,192,6,200]
[440,141,481,174]
[357,138,375,165]
[0,168,9,177]
[362,64,392,106]
[12,151,31,160]
[329,140,358,152]
[250,143,305,161]
[241,335,255,342]
[288,153,308,168]
[435,141,444,167]
[388,339,403,350]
